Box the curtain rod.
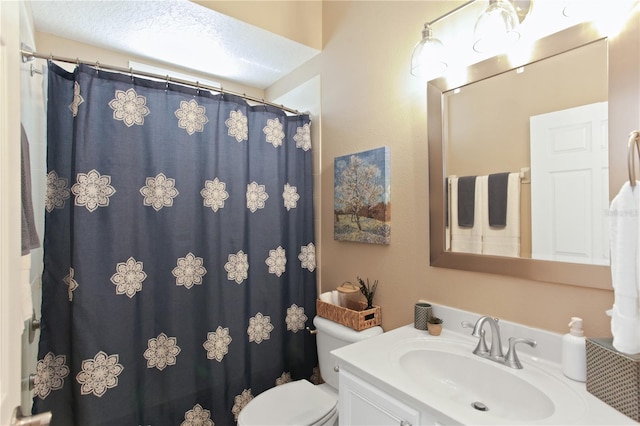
[21,49,305,116]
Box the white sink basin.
[389,338,586,424]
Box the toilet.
[237,315,383,426]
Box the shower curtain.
[33,63,318,426]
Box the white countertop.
[332,315,636,425]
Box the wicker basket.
[316,299,381,331]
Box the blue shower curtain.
[33,63,318,426]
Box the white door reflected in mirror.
[530,102,609,265]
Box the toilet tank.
[313,316,383,389]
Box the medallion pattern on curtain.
[33,63,318,426]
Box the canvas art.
[334,147,390,244]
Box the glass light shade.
[410,24,448,81]
[473,0,521,53]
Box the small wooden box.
[316,299,381,331]
[586,337,640,421]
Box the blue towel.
[488,172,509,227]
[457,176,476,227]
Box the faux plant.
[427,315,443,336]
[357,276,378,309]
[427,316,443,324]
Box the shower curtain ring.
[196,81,200,95]
[95,61,100,74]
[165,75,170,90]
[130,67,134,82]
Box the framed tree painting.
[334,146,390,244]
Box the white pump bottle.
[561,317,587,382]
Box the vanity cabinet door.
[339,368,421,426]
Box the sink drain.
[471,401,489,412]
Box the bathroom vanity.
[331,304,636,425]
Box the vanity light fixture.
[410,23,448,80]
[473,0,533,53]
[410,0,475,81]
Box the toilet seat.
[238,379,338,426]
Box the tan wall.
[192,0,322,50]
[267,1,628,338]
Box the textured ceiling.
[30,0,320,89]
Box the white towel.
[446,178,451,251]
[609,181,640,354]
[319,292,333,304]
[450,177,483,254]
[481,173,521,257]
[20,254,33,324]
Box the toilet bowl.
[237,315,383,426]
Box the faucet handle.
[462,321,489,356]
[461,321,474,329]
[504,337,537,369]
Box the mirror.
[445,35,608,264]
[428,21,634,289]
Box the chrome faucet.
[462,316,537,369]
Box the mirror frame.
[428,19,639,290]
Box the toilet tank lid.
[313,316,383,342]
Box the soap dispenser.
[562,317,587,382]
